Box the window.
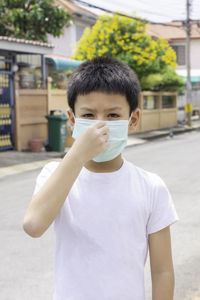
[171,45,186,66]
[192,81,200,90]
[76,24,86,41]
[16,54,42,89]
[143,95,158,109]
[162,95,175,108]
[0,55,11,71]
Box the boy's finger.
[98,125,109,135]
[94,121,107,129]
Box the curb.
[132,124,200,141]
[0,158,62,179]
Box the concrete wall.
[190,39,200,70]
[47,24,76,57]
[47,20,92,57]
[171,39,200,70]
[171,39,200,118]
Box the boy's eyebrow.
[105,107,122,111]
[80,107,95,112]
[80,106,122,111]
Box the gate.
[0,55,14,150]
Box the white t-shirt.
[32,157,179,300]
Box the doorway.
[0,55,14,150]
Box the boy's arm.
[148,226,175,300]
[23,121,109,238]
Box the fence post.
[47,76,52,114]
[174,92,177,108]
[13,76,21,151]
[158,92,162,129]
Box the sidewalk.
[188,289,200,300]
[0,117,199,178]
[132,115,200,141]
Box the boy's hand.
[70,121,109,164]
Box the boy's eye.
[82,114,94,118]
[81,113,120,118]
[108,114,120,118]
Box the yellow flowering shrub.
[72,13,183,90]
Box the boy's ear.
[129,108,140,132]
[67,108,75,131]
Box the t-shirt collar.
[81,156,127,180]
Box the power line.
[70,0,148,23]
[117,0,184,20]
[69,0,184,27]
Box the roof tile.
[0,36,54,48]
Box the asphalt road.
[0,130,200,300]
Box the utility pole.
[185,0,192,126]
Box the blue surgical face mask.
[72,114,132,162]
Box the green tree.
[0,0,71,42]
[72,13,184,91]
[140,66,185,92]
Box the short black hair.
[67,56,140,115]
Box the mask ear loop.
[128,112,133,124]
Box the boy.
[23,56,179,300]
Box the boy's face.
[67,91,140,132]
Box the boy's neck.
[83,155,124,173]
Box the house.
[0,1,97,152]
[40,0,98,88]
[0,36,54,151]
[147,20,200,119]
[45,0,97,65]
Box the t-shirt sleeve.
[32,161,60,198]
[147,174,179,235]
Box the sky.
[76,0,200,23]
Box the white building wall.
[47,20,92,57]
[170,39,200,120]
[190,39,200,70]
[170,39,200,70]
[47,24,76,57]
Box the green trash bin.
[45,110,68,152]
